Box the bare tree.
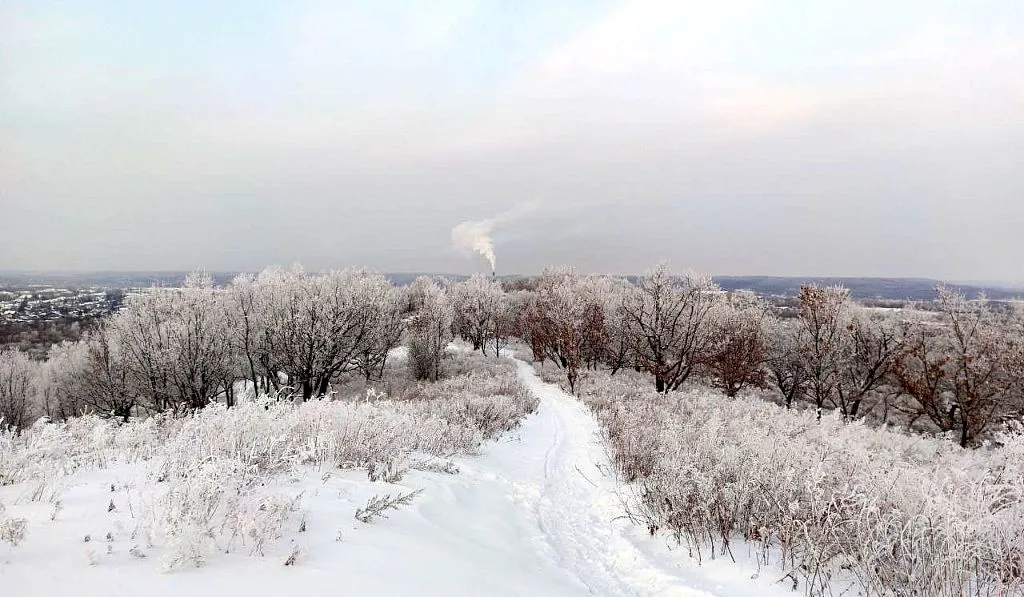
[621,265,721,393]
[795,284,850,414]
[254,267,396,400]
[407,278,453,381]
[0,349,37,430]
[766,320,807,408]
[832,307,905,418]
[701,295,771,397]
[894,288,1021,447]
[74,328,140,422]
[514,269,608,394]
[451,274,505,356]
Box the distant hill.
[1,271,1020,301]
[382,273,469,286]
[712,276,1023,301]
[0,271,469,290]
[0,271,240,289]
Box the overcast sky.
[2,1,1022,280]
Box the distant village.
[0,286,130,358]
[0,286,125,324]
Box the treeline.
[1,268,398,426]
[0,268,523,429]
[0,320,98,360]
[511,266,1024,447]
[1,264,1022,447]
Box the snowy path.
[516,360,713,596]
[511,360,797,597]
[1,358,792,596]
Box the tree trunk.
[317,376,331,398]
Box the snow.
[1,357,796,596]
[511,360,796,597]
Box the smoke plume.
[451,201,543,272]
[451,219,497,271]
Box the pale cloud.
[1,0,1022,280]
[508,0,1024,134]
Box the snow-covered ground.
[1,358,794,596]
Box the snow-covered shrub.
[223,492,304,557]
[0,501,27,546]
[402,354,537,440]
[1,352,536,570]
[533,362,568,386]
[354,489,423,524]
[140,380,528,568]
[578,370,1024,597]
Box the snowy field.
[1,357,794,597]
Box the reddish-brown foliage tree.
[701,304,770,397]
[894,288,1021,447]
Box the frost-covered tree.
[766,320,807,409]
[451,274,505,355]
[514,293,549,365]
[352,285,405,381]
[590,276,632,374]
[109,272,234,412]
[72,327,140,422]
[515,269,608,394]
[795,285,851,414]
[1007,303,1024,419]
[253,267,399,400]
[0,349,37,429]
[784,287,905,419]
[225,272,265,399]
[36,340,93,420]
[700,294,771,397]
[833,306,905,418]
[621,266,721,393]
[405,275,449,314]
[164,272,235,409]
[895,288,1023,447]
[407,278,454,381]
[111,288,176,412]
[490,289,524,359]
